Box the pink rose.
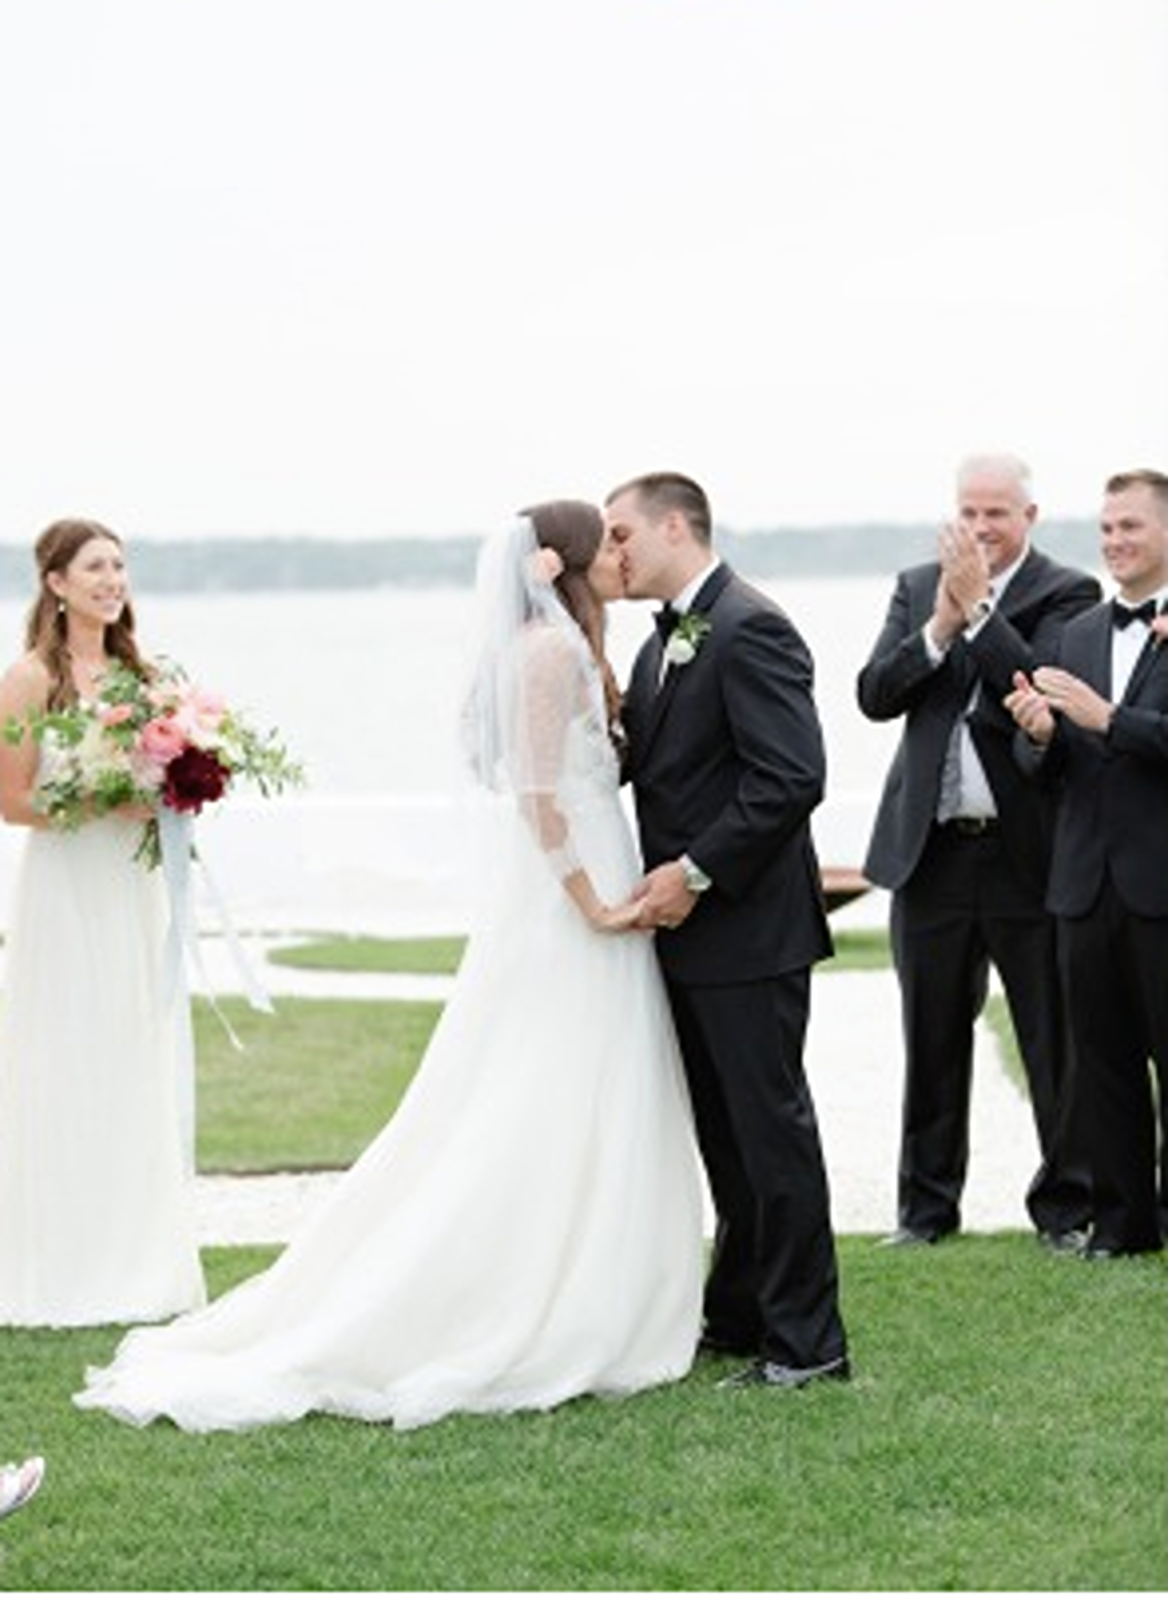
[138,716,188,764]
[187,687,226,722]
[98,703,135,727]
[174,686,227,740]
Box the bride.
[76,500,704,1433]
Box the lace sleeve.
[458,517,593,883]
[509,625,588,879]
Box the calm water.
[0,578,902,927]
[0,576,900,807]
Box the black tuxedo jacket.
[1021,602,1168,918]
[858,548,1101,895]
[624,564,831,985]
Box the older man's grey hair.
[955,452,1034,503]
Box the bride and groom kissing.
[75,470,849,1434]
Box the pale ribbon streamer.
[158,808,274,1172]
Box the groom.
[605,471,849,1389]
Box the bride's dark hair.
[27,519,151,711]
[519,500,623,739]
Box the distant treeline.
[0,519,1101,595]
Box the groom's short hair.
[606,471,712,546]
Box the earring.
[57,599,66,615]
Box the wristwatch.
[966,595,993,628]
[680,854,712,895]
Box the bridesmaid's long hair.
[26,519,150,710]
[520,499,623,740]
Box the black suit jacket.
[1020,603,1168,918]
[624,564,831,985]
[857,547,1101,895]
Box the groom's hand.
[633,862,698,931]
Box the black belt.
[938,817,1000,838]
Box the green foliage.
[1,1239,1163,1590]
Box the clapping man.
[857,453,1100,1248]
[1006,469,1168,1257]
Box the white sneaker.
[0,1457,45,1522]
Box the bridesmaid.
[0,519,204,1327]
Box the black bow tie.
[654,604,679,643]
[1112,598,1158,630]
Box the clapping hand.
[1004,671,1056,745]
[1004,666,1114,741]
[930,523,989,645]
[1030,666,1114,734]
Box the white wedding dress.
[0,816,206,1327]
[76,606,704,1432]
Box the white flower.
[663,613,712,668]
[528,547,565,586]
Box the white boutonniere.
[663,613,712,668]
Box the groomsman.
[606,471,848,1390]
[1006,468,1168,1257]
[857,453,1100,1248]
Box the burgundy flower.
[162,746,231,814]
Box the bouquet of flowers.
[5,658,304,866]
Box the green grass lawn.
[2,934,1164,1589]
[265,927,893,977]
[195,927,892,1173]
[1,1239,1163,1591]
[267,933,468,976]
[194,997,441,1171]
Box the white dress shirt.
[1110,590,1167,701]
[929,547,1029,823]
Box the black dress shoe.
[717,1355,851,1391]
[877,1226,940,1248]
[1039,1227,1091,1255]
[1078,1242,1120,1261]
[1078,1237,1163,1261]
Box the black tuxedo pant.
[1056,880,1167,1254]
[665,971,847,1370]
[891,823,1085,1238]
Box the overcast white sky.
[0,0,1165,540]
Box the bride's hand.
[589,895,649,934]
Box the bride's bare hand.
[591,895,650,934]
